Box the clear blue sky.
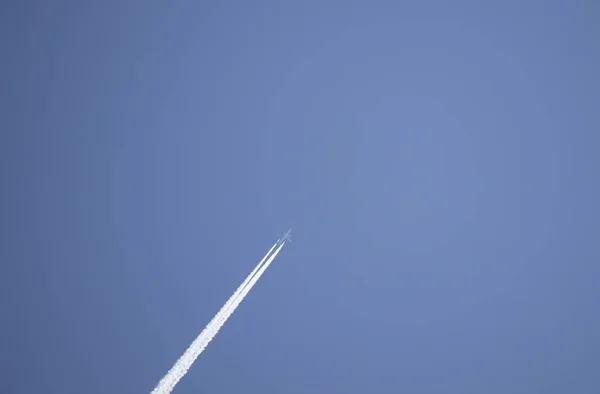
[2,1,599,393]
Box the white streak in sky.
[151,240,285,394]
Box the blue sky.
[2,1,599,393]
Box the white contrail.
[151,241,279,394]
[151,240,285,394]
[199,241,278,339]
[197,241,286,351]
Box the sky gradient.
[2,1,600,393]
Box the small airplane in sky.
[280,228,292,243]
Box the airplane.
[280,228,292,243]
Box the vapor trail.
[197,241,286,351]
[151,240,285,394]
[201,241,278,337]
